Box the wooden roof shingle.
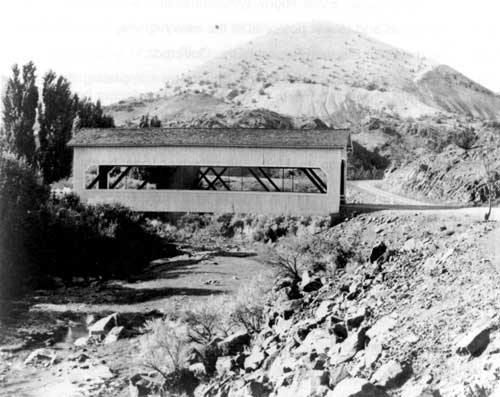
[68,128,351,149]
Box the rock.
[189,362,206,376]
[456,320,493,356]
[329,364,350,388]
[364,340,382,368]
[217,331,250,356]
[274,317,294,338]
[371,360,408,389]
[129,373,155,397]
[279,298,303,319]
[103,326,125,344]
[401,382,441,397]
[328,377,389,397]
[300,270,323,292]
[333,328,368,364]
[67,352,90,363]
[402,238,424,252]
[346,306,368,328]
[216,356,235,376]
[316,300,336,320]
[331,323,348,342]
[24,348,57,366]
[366,315,397,343]
[246,380,272,397]
[245,348,267,372]
[295,327,332,355]
[88,313,118,337]
[282,369,330,397]
[370,242,387,263]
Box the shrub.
[0,152,48,297]
[181,296,234,345]
[140,317,190,379]
[36,195,164,279]
[229,273,270,334]
[263,233,354,281]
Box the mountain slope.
[108,23,500,126]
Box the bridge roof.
[68,128,351,150]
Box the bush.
[181,296,234,345]
[229,273,270,334]
[140,317,190,378]
[1,150,165,297]
[0,152,48,297]
[36,194,164,279]
[263,233,354,281]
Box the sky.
[1,0,499,104]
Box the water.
[63,323,88,344]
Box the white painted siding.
[73,145,344,214]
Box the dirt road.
[347,179,500,221]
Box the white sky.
[1,0,499,104]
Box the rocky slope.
[383,121,500,204]
[108,23,500,127]
[196,211,500,397]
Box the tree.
[73,96,114,131]
[38,71,77,183]
[139,114,162,128]
[1,62,39,167]
[139,114,150,128]
[150,115,162,127]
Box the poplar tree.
[38,71,77,183]
[1,62,39,167]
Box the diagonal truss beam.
[86,165,112,189]
[110,166,132,189]
[247,168,270,191]
[258,167,280,191]
[307,168,327,190]
[300,168,326,194]
[207,167,230,190]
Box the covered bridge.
[69,128,351,214]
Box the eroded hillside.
[108,23,500,126]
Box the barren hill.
[108,23,500,126]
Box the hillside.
[108,23,500,126]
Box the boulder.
[366,315,397,343]
[189,362,206,376]
[370,242,387,263]
[244,348,267,371]
[346,306,368,329]
[88,313,118,337]
[103,326,125,344]
[333,328,368,364]
[279,298,303,319]
[371,360,409,389]
[282,369,330,397]
[217,331,250,356]
[316,300,336,321]
[331,323,348,342]
[24,348,57,366]
[364,340,382,368]
[456,320,493,356]
[129,373,156,397]
[74,336,89,347]
[300,271,323,293]
[246,380,272,397]
[295,327,332,355]
[328,377,389,397]
[216,356,235,376]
